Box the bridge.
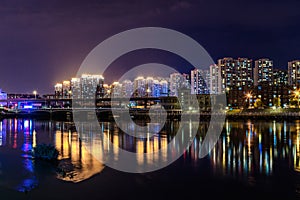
[0,95,217,119]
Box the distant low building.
[7,93,38,99]
[0,89,7,100]
[0,89,7,107]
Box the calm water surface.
[0,118,300,199]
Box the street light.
[246,93,252,109]
[33,90,37,99]
[107,89,111,98]
[294,89,300,108]
[146,88,151,97]
[68,90,72,98]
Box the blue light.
[24,120,29,130]
[24,105,33,109]
[258,86,262,90]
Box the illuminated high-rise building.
[182,73,190,89]
[70,74,104,99]
[235,57,253,87]
[80,74,104,99]
[254,58,273,86]
[288,60,300,87]
[62,81,71,98]
[111,82,122,98]
[191,69,210,94]
[160,79,169,96]
[134,77,146,97]
[217,57,253,108]
[145,77,154,97]
[103,84,111,98]
[71,78,81,99]
[273,69,288,86]
[133,76,169,97]
[54,83,63,98]
[209,64,221,94]
[151,80,161,97]
[218,57,235,92]
[218,57,253,92]
[170,73,185,96]
[121,80,134,97]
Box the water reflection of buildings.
[0,119,34,150]
[0,119,37,192]
[54,122,104,183]
[0,119,105,185]
[2,118,300,187]
[77,121,173,168]
[292,121,300,172]
[203,120,297,181]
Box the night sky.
[0,0,299,94]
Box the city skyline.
[1,56,299,95]
[0,58,297,109]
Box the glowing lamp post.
[295,90,300,108]
[246,93,252,109]
[68,90,72,98]
[33,90,37,99]
[146,88,151,97]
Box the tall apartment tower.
[190,69,210,94]
[273,69,288,86]
[133,77,146,97]
[169,73,185,96]
[288,60,300,88]
[121,80,134,97]
[80,74,104,99]
[235,57,253,87]
[54,83,63,98]
[254,58,273,86]
[218,57,253,92]
[71,78,81,99]
[62,81,71,98]
[218,57,235,93]
[209,64,221,94]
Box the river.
[0,118,299,199]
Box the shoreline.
[1,109,300,121]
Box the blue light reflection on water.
[0,119,300,193]
[0,119,38,192]
[19,119,37,192]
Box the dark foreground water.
[0,118,300,199]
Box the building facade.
[254,58,273,86]
[288,60,300,88]
[210,64,221,94]
[54,83,63,98]
[0,89,7,107]
[218,57,253,93]
[273,69,288,86]
[191,69,210,94]
[121,80,134,98]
